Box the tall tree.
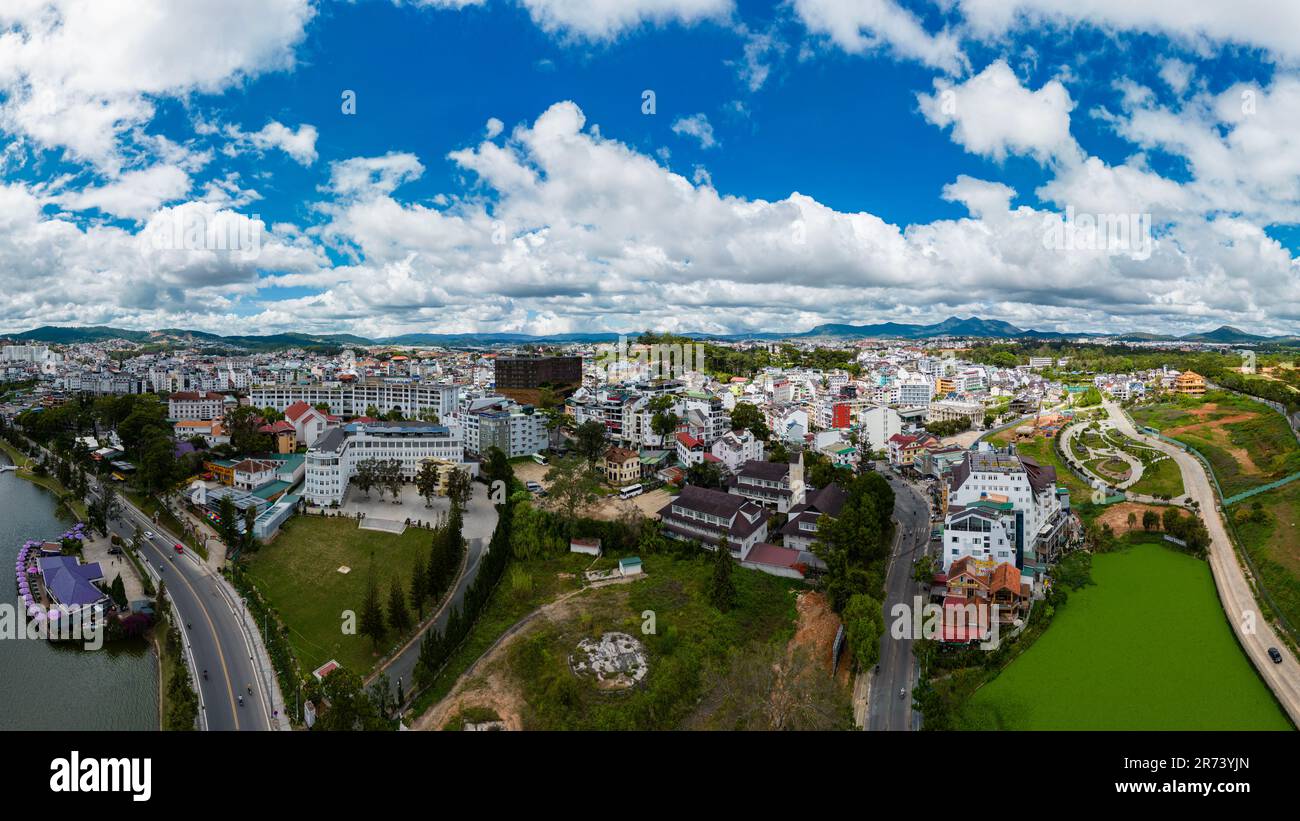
[408,556,428,620]
[359,565,387,649]
[729,402,770,440]
[544,456,600,531]
[415,460,441,507]
[708,537,737,611]
[574,420,608,468]
[843,592,884,671]
[354,458,378,500]
[387,578,411,633]
[445,466,472,510]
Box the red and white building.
[168,391,227,421]
[285,400,331,447]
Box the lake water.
[0,455,158,730]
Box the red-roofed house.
[258,419,297,454]
[285,401,330,447]
[676,432,705,466]
[886,433,919,467]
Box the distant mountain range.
[4,317,1296,350]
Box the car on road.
[1268,647,1283,664]
[143,531,155,540]
[174,543,184,555]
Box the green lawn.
[1009,434,1090,502]
[1129,453,1185,499]
[964,539,1291,730]
[242,515,435,676]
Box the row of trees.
[358,503,467,650]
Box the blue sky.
[2,0,1299,338]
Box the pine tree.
[359,563,387,649]
[409,557,428,620]
[109,574,127,607]
[427,525,448,599]
[708,537,736,611]
[387,578,411,633]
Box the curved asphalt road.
[99,489,273,731]
[868,467,931,731]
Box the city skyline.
[2,3,1299,337]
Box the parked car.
[107,546,122,556]
[1268,647,1283,664]
[525,481,543,493]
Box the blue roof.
[39,556,106,607]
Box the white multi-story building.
[168,391,227,421]
[857,405,902,455]
[945,447,1068,569]
[250,380,461,421]
[895,372,933,407]
[942,503,1019,571]
[955,368,987,392]
[710,429,764,473]
[303,421,466,507]
[459,398,548,458]
[2,345,56,363]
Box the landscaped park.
[961,537,1292,730]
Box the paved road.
[1106,400,1300,726]
[366,482,500,708]
[103,491,274,731]
[368,534,488,705]
[868,468,930,731]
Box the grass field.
[243,515,435,676]
[963,539,1291,730]
[418,552,811,730]
[1128,452,1185,499]
[1233,480,1300,637]
[1131,391,1300,497]
[511,556,804,730]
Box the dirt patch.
[586,488,672,522]
[1164,412,1257,438]
[512,461,550,487]
[1163,411,1264,476]
[425,670,527,731]
[1096,502,1184,535]
[789,591,850,687]
[414,588,591,731]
